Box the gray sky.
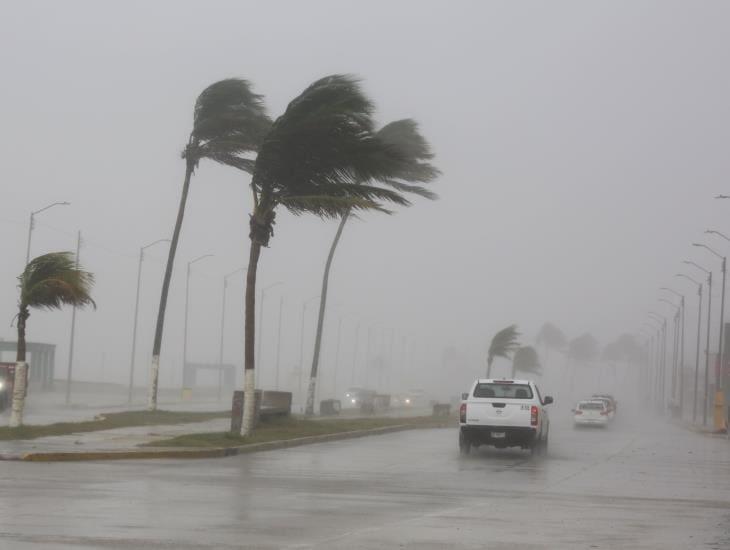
[1,1,729,396]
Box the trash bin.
[320,399,341,416]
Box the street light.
[684,259,713,425]
[218,267,246,401]
[676,273,704,423]
[183,254,213,389]
[661,288,685,416]
[25,201,70,264]
[649,311,667,410]
[128,238,170,404]
[256,281,283,388]
[660,298,681,411]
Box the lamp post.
[684,260,712,425]
[695,242,727,396]
[661,288,685,416]
[649,312,667,410]
[128,238,170,404]
[660,298,681,411]
[218,267,245,401]
[25,201,70,264]
[643,322,660,405]
[274,296,284,391]
[183,254,213,390]
[676,273,704,423]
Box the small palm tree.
[10,252,95,427]
[305,119,440,415]
[512,346,541,378]
[487,325,520,378]
[240,75,420,435]
[148,79,271,410]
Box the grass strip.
[0,410,230,441]
[145,415,452,448]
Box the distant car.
[342,388,369,409]
[592,394,617,416]
[573,400,610,428]
[459,378,553,456]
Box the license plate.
[491,432,506,439]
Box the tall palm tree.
[10,252,95,427]
[512,346,541,378]
[487,324,520,377]
[304,119,440,415]
[148,79,271,410]
[240,75,418,435]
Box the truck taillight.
[600,411,608,416]
[574,410,583,415]
[531,405,539,426]
[460,403,467,423]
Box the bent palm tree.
[305,119,440,415]
[241,75,417,435]
[487,324,520,377]
[10,252,95,427]
[512,346,541,378]
[148,79,271,410]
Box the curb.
[7,422,451,462]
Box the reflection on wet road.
[1,413,729,549]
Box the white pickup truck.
[458,378,553,455]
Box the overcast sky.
[1,1,729,397]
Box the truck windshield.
[473,383,533,399]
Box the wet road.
[1,413,729,549]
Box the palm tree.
[512,346,541,378]
[487,325,521,377]
[567,333,599,391]
[10,252,95,427]
[240,74,419,435]
[148,79,271,410]
[305,119,440,415]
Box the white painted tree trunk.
[9,361,27,428]
[241,368,256,436]
[148,355,160,411]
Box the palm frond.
[375,119,440,184]
[20,252,95,311]
[488,324,521,364]
[277,196,390,218]
[512,346,542,375]
[186,79,272,171]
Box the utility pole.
[65,231,81,406]
[128,239,169,405]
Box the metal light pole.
[256,282,282,388]
[65,231,81,406]
[183,254,213,390]
[128,238,170,404]
[661,287,685,416]
[25,201,70,264]
[351,321,361,386]
[649,312,667,410]
[695,242,727,394]
[333,317,343,398]
[677,273,704,423]
[660,298,680,410]
[684,260,712,425]
[218,267,245,401]
[274,296,283,391]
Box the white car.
[573,400,610,427]
[459,378,553,455]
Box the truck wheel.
[459,431,471,456]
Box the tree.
[568,333,599,363]
[305,119,439,415]
[10,252,95,427]
[512,346,541,378]
[148,79,271,410]
[240,75,419,435]
[536,322,567,352]
[487,325,521,377]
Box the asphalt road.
[1,412,729,549]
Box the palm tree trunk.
[241,238,262,435]
[148,158,195,411]
[10,307,29,427]
[305,211,350,416]
[486,357,493,378]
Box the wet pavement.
[1,411,729,549]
